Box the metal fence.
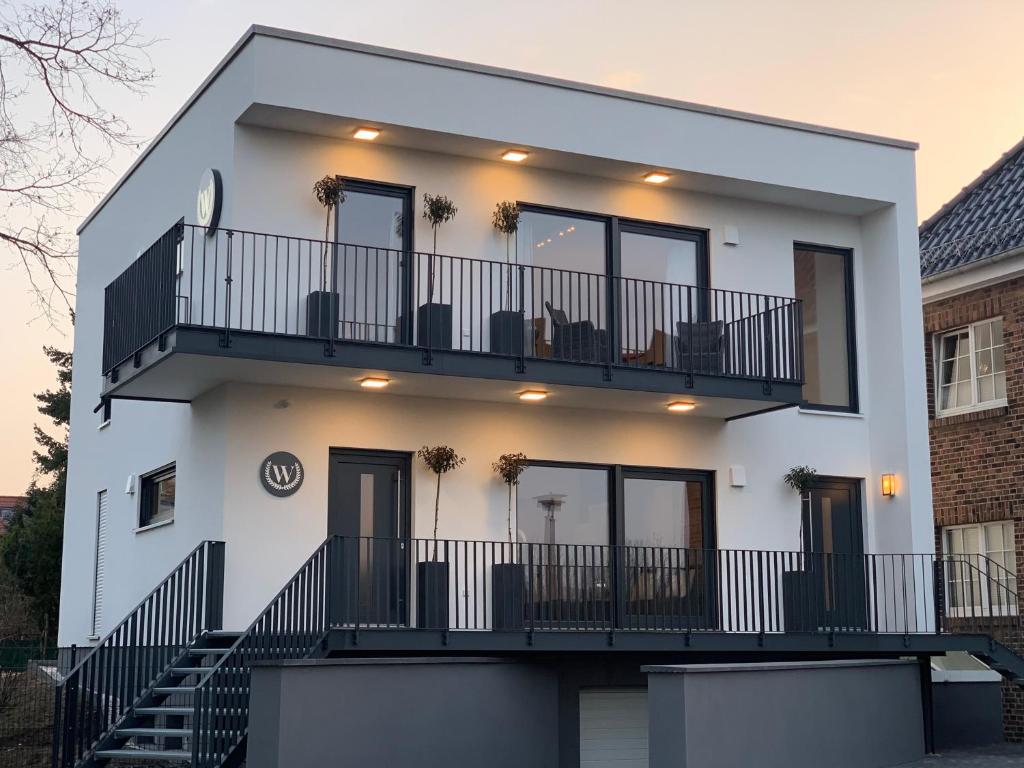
[0,648,59,768]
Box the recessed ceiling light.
[667,401,696,412]
[519,390,548,402]
[353,127,381,141]
[644,172,671,184]
[360,377,390,389]
[502,150,529,162]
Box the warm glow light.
[502,149,529,162]
[667,401,696,412]
[644,172,671,184]
[360,377,390,389]
[519,390,548,402]
[353,127,381,141]
[881,473,896,498]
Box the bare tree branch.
[0,0,154,321]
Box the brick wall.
[925,276,1024,741]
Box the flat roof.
[78,25,918,234]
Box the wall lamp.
[881,473,896,498]
[360,377,390,389]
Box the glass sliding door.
[333,180,412,344]
[621,469,713,628]
[516,463,612,625]
[617,223,708,369]
[517,209,609,362]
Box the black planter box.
[306,290,339,338]
[782,569,824,632]
[416,560,449,629]
[414,302,453,349]
[490,562,526,630]
[489,310,526,355]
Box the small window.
[935,319,1005,415]
[942,521,1016,616]
[139,465,175,529]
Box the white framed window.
[935,318,1006,415]
[942,521,1017,617]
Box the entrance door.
[327,449,410,626]
[802,477,866,630]
[621,469,714,628]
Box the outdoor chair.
[544,301,610,363]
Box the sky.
[1,0,1023,492]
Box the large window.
[794,245,857,411]
[935,319,1006,415]
[516,464,610,546]
[943,521,1017,616]
[139,465,175,529]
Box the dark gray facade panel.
[932,681,1003,750]
[645,660,925,768]
[247,658,560,768]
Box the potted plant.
[307,175,346,337]
[416,445,465,628]
[491,452,528,629]
[417,193,458,349]
[781,465,820,631]
[489,201,523,355]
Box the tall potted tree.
[417,193,457,349]
[489,201,523,355]
[781,465,820,631]
[307,175,346,337]
[491,452,528,629]
[416,445,465,629]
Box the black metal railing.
[51,540,224,768]
[190,538,333,768]
[102,222,804,386]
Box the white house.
[52,25,1005,768]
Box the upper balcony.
[101,219,804,417]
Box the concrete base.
[644,659,925,768]
[247,658,559,768]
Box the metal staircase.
[92,630,240,764]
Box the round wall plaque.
[260,451,304,497]
[196,168,223,230]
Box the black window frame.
[517,458,717,550]
[138,463,176,530]
[793,242,859,413]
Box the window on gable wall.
[935,318,1006,415]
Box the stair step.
[205,630,242,639]
[153,687,195,695]
[95,748,190,762]
[135,706,194,717]
[188,647,231,656]
[116,727,192,738]
[171,667,214,676]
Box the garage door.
[579,688,649,768]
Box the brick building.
[0,495,25,535]
[921,136,1024,741]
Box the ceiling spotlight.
[360,377,390,389]
[502,150,529,162]
[353,127,381,141]
[667,401,696,413]
[519,390,548,402]
[644,172,671,184]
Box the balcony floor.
[104,326,801,419]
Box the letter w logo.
[271,464,294,484]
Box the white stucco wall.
[58,29,927,646]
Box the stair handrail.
[936,554,1021,632]
[190,536,337,768]
[52,539,225,768]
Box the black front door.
[327,449,410,626]
[801,477,866,630]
